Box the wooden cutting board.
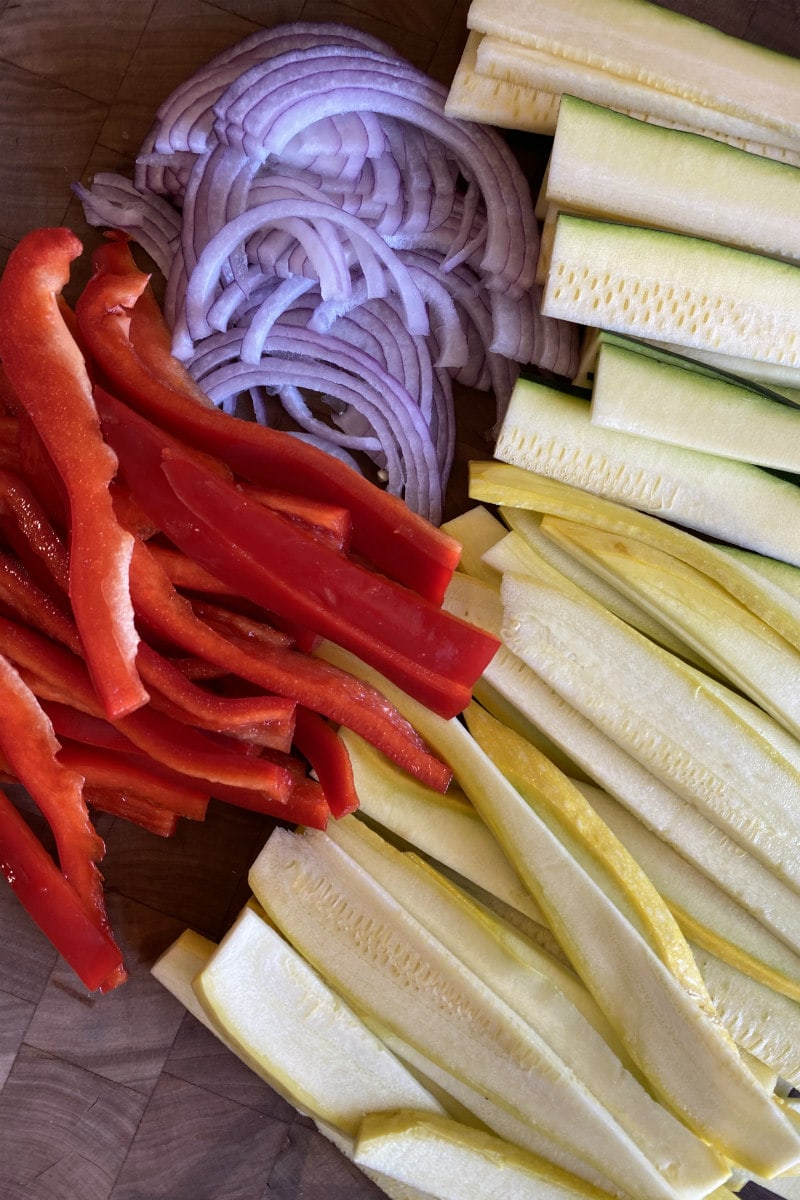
[0,2,796,1197]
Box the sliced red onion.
[73,175,181,278]
[76,21,572,522]
[214,53,537,291]
[152,24,400,156]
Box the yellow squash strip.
[354,1110,618,1200]
[316,642,798,1175]
[500,569,800,896]
[469,458,800,650]
[443,570,800,958]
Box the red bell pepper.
[0,649,108,933]
[136,642,296,751]
[95,387,498,718]
[84,785,179,838]
[0,419,21,474]
[0,468,70,595]
[0,364,19,415]
[0,613,294,804]
[0,549,78,653]
[242,483,352,552]
[75,261,462,605]
[129,538,453,792]
[188,599,297,651]
[14,409,70,535]
[0,786,125,990]
[56,741,210,823]
[146,543,241,599]
[292,706,359,819]
[0,228,147,719]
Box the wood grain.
[0,2,797,1196]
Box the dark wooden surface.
[0,2,798,1197]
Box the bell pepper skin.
[75,263,462,605]
[129,539,452,792]
[292,706,359,819]
[0,613,294,804]
[0,228,147,719]
[95,387,498,718]
[56,741,210,823]
[242,484,352,552]
[0,550,78,653]
[84,785,180,838]
[0,786,125,991]
[136,643,296,751]
[0,650,105,912]
[0,468,70,595]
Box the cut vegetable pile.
[74,21,578,524]
[5,4,800,1200]
[0,223,499,992]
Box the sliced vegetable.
[95,385,498,720]
[482,523,711,668]
[0,787,124,992]
[315,642,798,1176]
[76,25,578,521]
[445,30,561,134]
[543,97,800,266]
[251,825,729,1198]
[475,36,800,161]
[542,214,800,370]
[500,569,800,895]
[466,0,800,140]
[338,727,546,928]
[327,814,625,1058]
[490,384,800,570]
[0,228,146,720]
[573,780,800,1004]
[445,569,800,959]
[128,539,452,791]
[74,260,463,605]
[193,905,446,1136]
[353,1110,617,1200]
[590,340,800,471]
[540,515,800,742]
[468,459,800,650]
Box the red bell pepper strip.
[93,233,221,410]
[0,419,21,474]
[0,364,19,415]
[42,700,142,754]
[56,740,210,823]
[146,543,241,599]
[0,613,294,803]
[96,387,498,717]
[145,546,318,654]
[188,599,297,651]
[0,550,78,653]
[292,706,359,819]
[43,698,327,827]
[0,468,70,595]
[205,773,330,829]
[0,228,147,719]
[110,480,162,541]
[75,262,462,605]
[242,483,352,552]
[14,409,69,536]
[0,786,125,991]
[0,649,108,931]
[136,642,296,751]
[85,785,179,838]
[128,538,452,792]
